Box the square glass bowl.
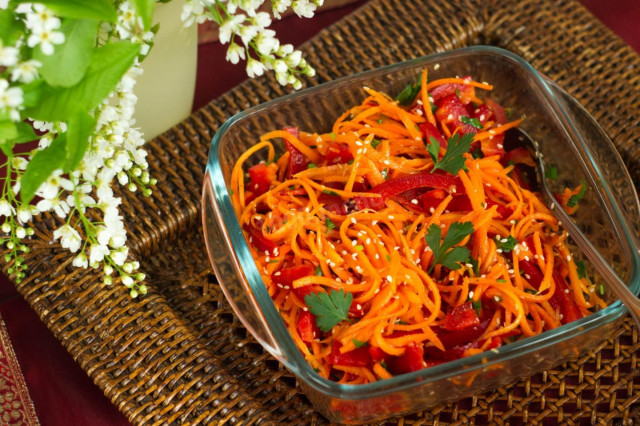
[202,46,640,423]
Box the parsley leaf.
[352,338,367,348]
[575,260,587,279]
[496,235,518,253]
[322,189,339,196]
[371,138,382,149]
[567,181,587,207]
[545,164,558,180]
[471,298,482,315]
[315,265,323,276]
[428,133,474,175]
[460,115,483,129]
[325,217,336,233]
[305,289,353,332]
[307,163,317,169]
[395,81,421,106]
[425,221,474,273]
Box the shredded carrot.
[231,71,604,384]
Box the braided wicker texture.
[7,0,640,424]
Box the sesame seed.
[469,291,474,298]
[366,238,371,245]
[447,114,454,120]
[352,240,357,246]
[351,217,357,224]
[274,271,281,276]
[429,207,435,213]
[524,274,531,279]
[497,144,503,149]
[411,199,418,205]
[372,220,378,225]
[416,109,423,116]
[284,285,290,290]
[497,249,503,253]
[386,275,393,282]
[480,114,485,121]
[434,63,440,70]
[375,288,380,294]
[417,99,423,105]
[375,253,379,259]
[357,304,362,310]
[388,215,394,219]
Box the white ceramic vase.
[134,0,198,141]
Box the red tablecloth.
[0,1,637,424]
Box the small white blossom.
[238,24,259,47]
[0,200,14,217]
[121,274,134,287]
[72,252,88,268]
[53,225,82,253]
[24,4,61,32]
[89,243,110,264]
[246,57,266,78]
[11,60,41,83]
[0,0,8,9]
[0,79,23,111]
[0,43,19,67]
[219,15,245,44]
[16,227,26,238]
[225,43,245,65]
[292,0,317,18]
[255,30,278,55]
[16,206,32,224]
[27,25,65,56]
[111,246,129,265]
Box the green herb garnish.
[305,289,353,332]
[347,159,354,165]
[427,133,474,175]
[472,298,482,315]
[325,217,336,233]
[576,260,587,279]
[371,138,382,149]
[307,163,317,168]
[460,115,483,129]
[496,235,518,253]
[469,257,479,275]
[497,279,507,283]
[315,265,323,276]
[567,181,587,207]
[425,221,474,272]
[545,164,558,180]
[322,189,339,196]
[381,168,389,180]
[471,147,483,159]
[352,338,367,348]
[395,81,421,106]
[329,132,337,139]
[354,245,364,251]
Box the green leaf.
[304,289,353,332]
[65,110,96,171]
[426,221,474,273]
[430,133,474,175]
[0,10,24,45]
[471,298,482,315]
[427,136,440,164]
[371,139,382,149]
[131,0,155,31]
[496,235,518,253]
[18,80,43,108]
[16,0,117,22]
[27,41,141,122]
[545,164,558,181]
[460,115,483,129]
[0,121,18,141]
[395,81,421,106]
[315,265,323,276]
[20,135,67,204]
[352,338,367,349]
[12,122,38,144]
[567,181,587,207]
[575,260,587,279]
[35,19,99,88]
[325,217,336,233]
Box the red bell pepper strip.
[502,147,536,168]
[518,260,583,324]
[243,224,277,256]
[283,126,299,138]
[386,342,426,375]
[325,142,353,165]
[318,192,350,215]
[330,341,372,367]
[435,94,478,135]
[282,127,310,177]
[429,77,475,104]
[472,104,494,126]
[354,172,460,211]
[480,133,505,159]
[485,97,507,125]
[368,345,388,363]
[297,311,320,343]
[272,264,313,293]
[247,163,274,197]
[444,302,481,331]
[419,122,447,148]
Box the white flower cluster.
[182,0,319,88]
[0,2,151,297]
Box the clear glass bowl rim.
[205,45,640,400]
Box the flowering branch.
[0,0,318,298]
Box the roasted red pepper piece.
[419,122,447,148]
[272,265,313,289]
[318,192,350,215]
[502,147,536,168]
[444,302,481,331]
[243,224,277,256]
[283,126,299,138]
[435,94,478,135]
[354,172,460,211]
[282,127,310,178]
[297,311,320,343]
[247,163,273,197]
[485,97,507,124]
[429,78,475,104]
[472,104,494,126]
[386,342,426,375]
[368,345,388,363]
[330,341,372,367]
[480,133,505,159]
[518,260,583,324]
[325,142,353,165]
[485,198,513,219]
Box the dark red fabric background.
[0,1,636,424]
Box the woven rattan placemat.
[7,0,640,424]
